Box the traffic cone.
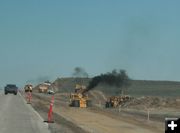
[44,95,54,123]
[27,92,32,104]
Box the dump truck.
[38,82,51,93]
[24,84,33,92]
[69,84,91,108]
[105,95,131,108]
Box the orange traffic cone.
[44,95,54,123]
[27,92,32,104]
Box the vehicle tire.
[14,93,17,95]
[74,100,80,107]
[87,100,92,107]
[5,92,8,95]
[105,102,109,108]
[105,102,112,108]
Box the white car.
[47,90,54,95]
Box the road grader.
[69,84,91,108]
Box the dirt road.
[32,93,164,133]
[56,107,162,133]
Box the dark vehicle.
[4,84,18,95]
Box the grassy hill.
[128,80,180,97]
[52,78,180,98]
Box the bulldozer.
[24,84,33,92]
[69,84,91,108]
[105,95,131,108]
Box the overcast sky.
[0,0,180,86]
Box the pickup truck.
[4,84,18,95]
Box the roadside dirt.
[31,93,164,133]
[21,91,87,133]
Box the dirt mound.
[124,96,180,110]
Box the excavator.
[69,84,91,108]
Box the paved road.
[0,91,51,133]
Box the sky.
[0,0,180,87]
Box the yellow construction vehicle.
[24,84,33,92]
[105,95,131,108]
[69,84,91,108]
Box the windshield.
[6,85,17,88]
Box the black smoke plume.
[73,67,88,78]
[87,69,130,91]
